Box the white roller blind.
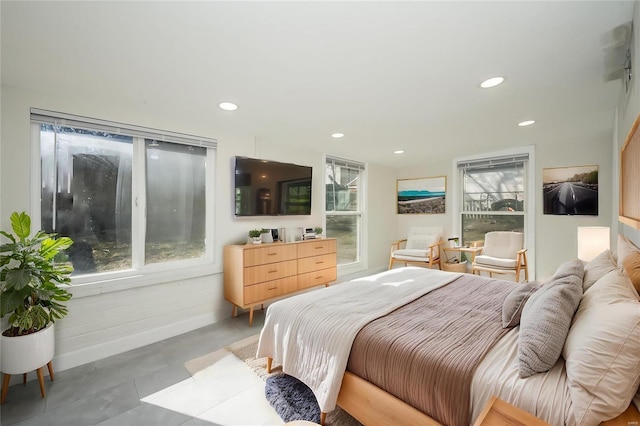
[31,108,217,149]
[326,155,365,171]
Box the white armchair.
[388,227,445,270]
[472,231,528,282]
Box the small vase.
[261,232,273,243]
[252,237,262,244]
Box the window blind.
[326,155,365,170]
[457,154,528,171]
[31,108,217,149]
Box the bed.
[257,237,640,426]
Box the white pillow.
[562,270,640,425]
[582,249,617,292]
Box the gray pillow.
[502,281,540,328]
[518,259,584,378]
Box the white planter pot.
[1,323,55,374]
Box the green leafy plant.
[260,228,270,234]
[0,212,74,337]
[313,227,323,235]
[248,229,262,238]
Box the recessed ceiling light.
[480,77,504,89]
[394,150,405,154]
[518,120,536,127]
[331,133,344,139]
[219,102,238,111]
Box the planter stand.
[0,323,56,404]
[1,361,55,404]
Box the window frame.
[451,146,535,279]
[323,155,367,274]
[30,110,217,295]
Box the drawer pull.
[315,261,324,264]
[267,252,278,256]
[268,270,278,273]
[315,246,324,249]
[316,276,323,279]
[268,286,278,290]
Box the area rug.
[187,334,361,426]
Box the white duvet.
[256,267,459,413]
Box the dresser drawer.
[243,244,297,267]
[244,276,298,305]
[243,259,297,286]
[297,253,337,274]
[298,267,337,290]
[297,239,337,258]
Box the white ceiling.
[1,1,635,168]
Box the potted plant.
[313,227,323,238]
[249,229,262,244]
[0,211,73,394]
[260,228,273,243]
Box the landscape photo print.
[542,165,598,215]
[397,176,446,214]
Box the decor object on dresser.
[542,165,598,216]
[471,231,528,282]
[249,229,262,244]
[388,226,445,270]
[261,228,274,243]
[577,226,610,262]
[396,176,446,214]
[0,211,74,404]
[313,227,323,238]
[224,238,337,325]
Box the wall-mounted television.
[234,156,312,216]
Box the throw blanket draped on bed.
[256,267,460,413]
[347,273,514,426]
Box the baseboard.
[51,312,218,373]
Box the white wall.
[0,84,397,371]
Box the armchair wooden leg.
[321,412,327,425]
[267,357,272,374]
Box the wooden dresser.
[224,238,337,325]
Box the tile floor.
[0,310,275,426]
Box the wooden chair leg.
[320,412,327,425]
[1,374,11,404]
[267,358,273,374]
[47,361,55,381]
[36,367,46,398]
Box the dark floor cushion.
[265,374,321,424]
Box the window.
[325,156,365,266]
[33,109,216,279]
[454,148,534,262]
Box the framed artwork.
[543,165,598,215]
[397,176,446,214]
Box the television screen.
[234,157,312,216]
